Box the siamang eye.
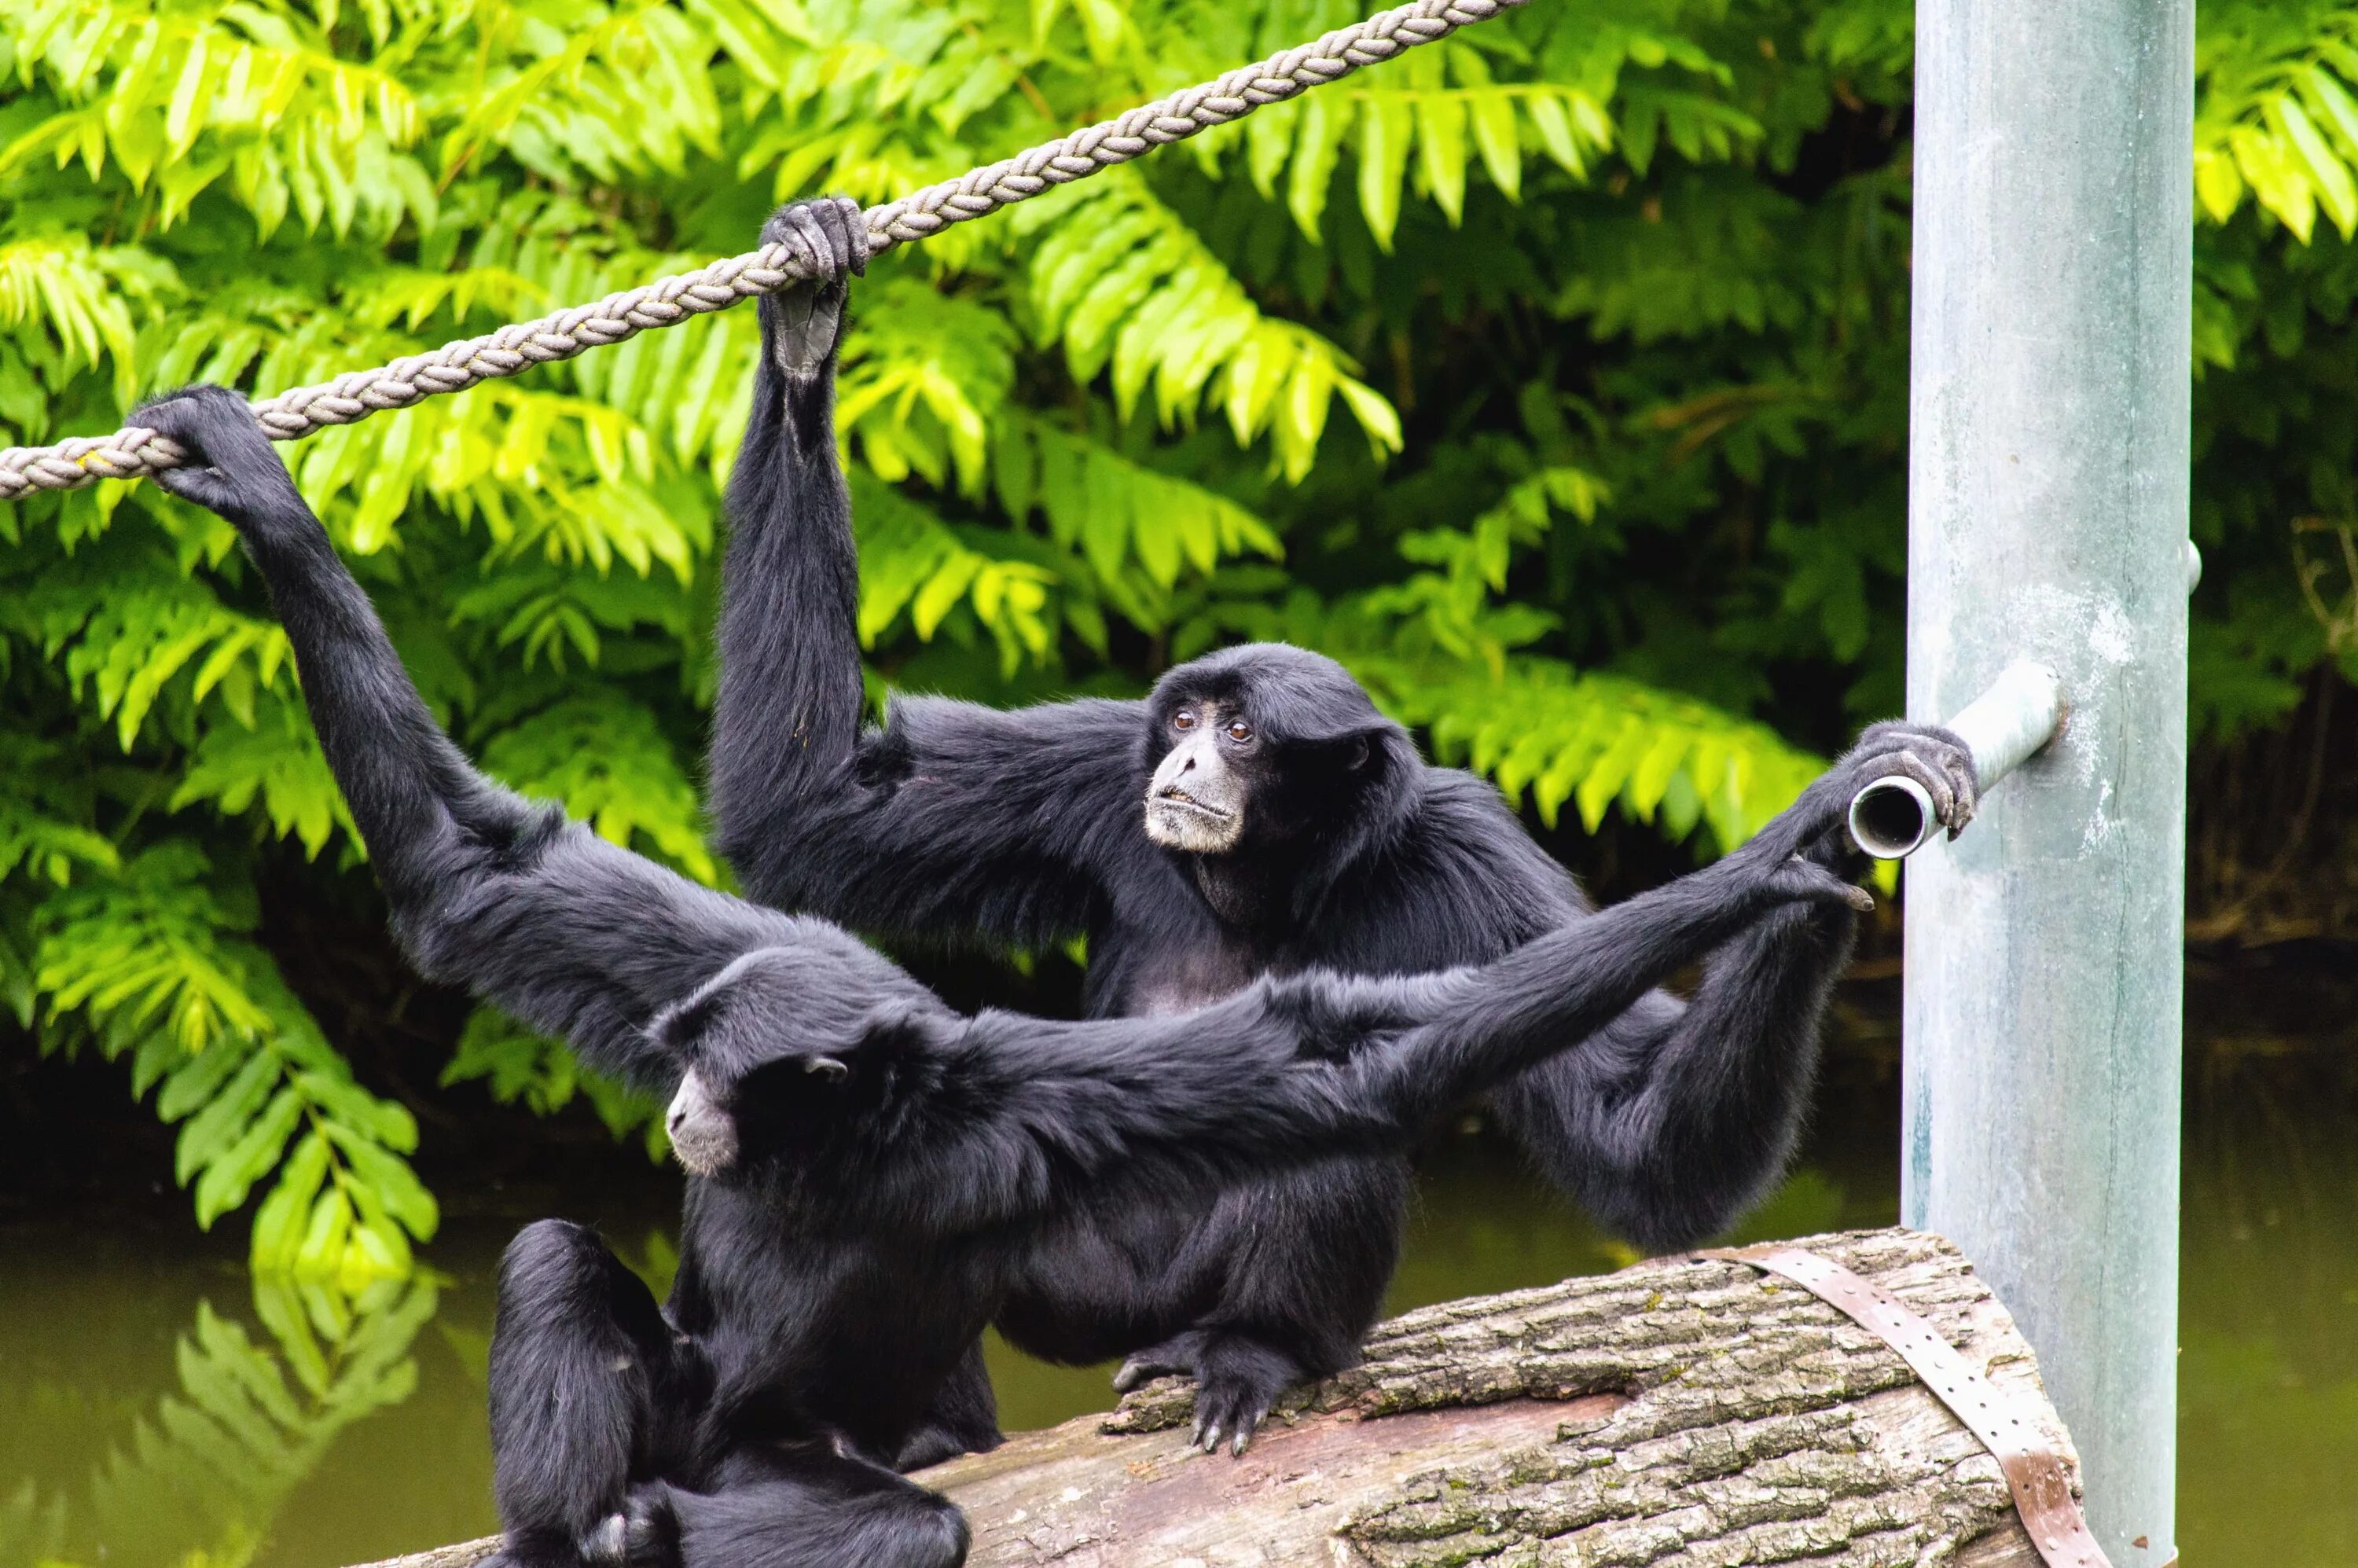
[1226,721,1254,744]
[1173,710,1197,731]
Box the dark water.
[2,1005,2353,1568]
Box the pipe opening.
[1849,776,1934,861]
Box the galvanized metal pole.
[1902,0,2191,1562]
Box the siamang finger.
[759,202,812,256]
[1112,1350,1188,1394]
[818,196,869,277]
[805,203,853,290]
[1197,1386,1236,1453]
[1851,719,1916,753]
[133,387,253,461]
[1854,746,1954,829]
[1904,751,1959,825]
[1939,751,1980,838]
[787,202,837,281]
[1776,854,1874,913]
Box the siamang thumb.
[148,461,242,516]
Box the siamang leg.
[645,1446,969,1568]
[1005,1154,1406,1456]
[891,1341,1003,1471]
[484,1221,686,1568]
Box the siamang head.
[1140,643,1415,861]
[648,942,943,1180]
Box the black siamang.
[134,385,1868,1568]
[709,197,1980,1455]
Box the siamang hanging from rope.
[134,384,1871,1568]
[709,196,1980,1460]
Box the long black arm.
[139,387,814,1096]
[1486,905,1849,1251]
[1464,734,1971,1251]
[847,835,1857,1237]
[707,198,1133,948]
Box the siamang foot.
[758,196,868,376]
[893,1420,1002,1473]
[1114,1328,1302,1456]
[1111,1327,1206,1395]
[578,1482,681,1568]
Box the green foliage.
[3,0,2354,1273]
[443,1004,669,1157]
[32,842,438,1282]
[2199,2,2358,242]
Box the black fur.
[135,381,1869,1567]
[708,197,1982,1455]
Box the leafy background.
[3,0,2357,1290]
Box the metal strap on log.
[1700,1243,2121,1568]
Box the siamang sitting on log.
[135,386,1879,1568]
[708,197,1981,1455]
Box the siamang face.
[1143,696,1265,854]
[1142,646,1387,857]
[662,1050,849,1180]
[650,948,913,1179]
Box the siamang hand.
[132,385,310,532]
[758,196,868,378]
[1111,1327,1300,1456]
[1842,721,1979,843]
[1257,971,1422,1066]
[1746,721,1979,872]
[1748,848,1879,914]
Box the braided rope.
[2,0,1523,501]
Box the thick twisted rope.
[2,0,1524,501]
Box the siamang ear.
[1347,736,1371,771]
[854,998,950,1056]
[651,987,726,1055]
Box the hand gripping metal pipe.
[1847,661,2066,860]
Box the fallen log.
[361,1227,2077,1568]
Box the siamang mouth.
[1153,788,1232,821]
[670,1138,736,1180]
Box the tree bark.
[361,1228,2073,1568]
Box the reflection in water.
[0,1266,451,1568]
[2178,1055,2358,1568]
[2,1066,2352,1567]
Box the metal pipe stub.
[1848,661,2066,860]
